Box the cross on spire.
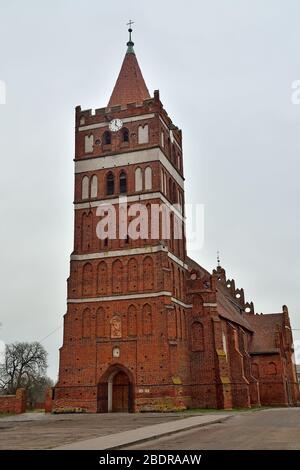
[217,251,221,267]
[127,20,134,48]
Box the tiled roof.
[216,290,254,331]
[244,313,282,353]
[108,50,150,107]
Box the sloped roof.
[108,49,150,107]
[244,313,282,353]
[217,290,254,332]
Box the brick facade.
[53,37,299,412]
[0,388,26,414]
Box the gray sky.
[0,0,300,380]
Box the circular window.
[112,346,120,358]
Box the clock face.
[109,118,123,132]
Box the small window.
[103,131,111,145]
[122,128,129,142]
[119,171,127,194]
[106,172,114,195]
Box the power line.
[39,325,62,343]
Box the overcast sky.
[0,0,300,380]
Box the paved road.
[126,408,300,450]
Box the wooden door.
[112,371,129,412]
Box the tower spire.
[217,251,221,267]
[126,20,135,54]
[107,21,150,107]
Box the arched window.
[145,166,152,190]
[96,307,105,337]
[103,130,111,145]
[97,261,107,295]
[82,263,93,296]
[138,124,149,144]
[122,128,129,142]
[172,181,177,203]
[135,167,143,191]
[172,144,177,165]
[128,258,138,292]
[81,212,92,251]
[82,308,91,338]
[82,176,89,199]
[106,172,114,195]
[142,304,152,335]
[90,175,98,198]
[119,171,127,194]
[191,322,204,351]
[128,305,137,336]
[142,256,154,290]
[84,134,94,153]
[112,259,123,293]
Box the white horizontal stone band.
[70,246,189,270]
[78,113,155,132]
[203,303,218,307]
[75,192,185,222]
[75,148,184,189]
[68,291,172,303]
[71,245,165,261]
[171,297,192,309]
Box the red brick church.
[53,28,299,412]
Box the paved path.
[55,414,231,450]
[0,411,210,450]
[126,408,300,450]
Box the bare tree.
[0,342,48,395]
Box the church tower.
[54,26,191,412]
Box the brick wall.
[0,388,26,414]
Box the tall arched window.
[96,307,105,337]
[142,256,154,290]
[191,322,204,351]
[135,167,143,191]
[119,171,127,194]
[128,305,137,336]
[145,167,152,190]
[128,258,138,292]
[81,212,92,251]
[103,131,111,145]
[90,175,98,198]
[82,176,89,199]
[82,308,91,338]
[142,304,152,335]
[82,263,93,296]
[106,172,114,195]
[112,259,123,293]
[97,261,107,295]
[122,128,129,142]
[172,181,177,203]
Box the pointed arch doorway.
[97,366,133,412]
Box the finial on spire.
[126,20,135,54]
[217,251,221,267]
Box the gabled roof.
[108,48,150,107]
[244,313,282,354]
